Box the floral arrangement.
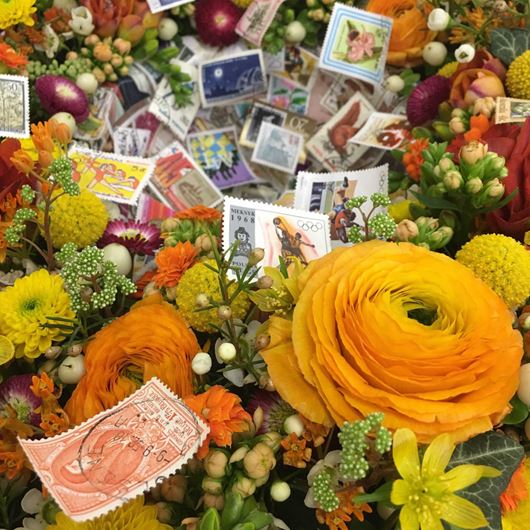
[0,1,530,530]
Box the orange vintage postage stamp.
[19,378,208,521]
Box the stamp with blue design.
[319,4,393,85]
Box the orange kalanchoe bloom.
[317,489,372,530]
[174,205,221,222]
[30,372,55,400]
[0,42,28,70]
[10,149,34,174]
[0,443,26,480]
[153,241,197,288]
[66,299,200,424]
[402,137,430,182]
[184,385,252,459]
[501,460,529,514]
[281,433,312,468]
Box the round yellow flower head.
[506,50,530,100]
[0,269,75,359]
[231,0,253,7]
[48,190,109,249]
[175,259,249,332]
[437,61,459,78]
[456,234,530,308]
[0,0,36,29]
[47,497,172,530]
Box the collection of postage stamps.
[6,1,530,521]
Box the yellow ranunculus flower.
[261,241,523,442]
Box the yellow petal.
[418,513,444,530]
[421,433,455,478]
[399,504,420,530]
[393,428,420,481]
[441,493,489,529]
[0,335,15,365]
[391,479,412,506]
[442,465,500,492]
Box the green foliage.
[490,28,530,66]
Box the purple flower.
[0,374,41,426]
[98,220,162,255]
[35,75,89,123]
[247,390,295,434]
[406,75,451,127]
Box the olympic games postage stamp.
[150,141,223,209]
[68,145,155,205]
[349,112,412,150]
[251,122,304,174]
[0,74,30,138]
[146,0,193,14]
[294,165,388,245]
[198,50,267,108]
[319,4,393,85]
[235,0,285,47]
[223,197,331,273]
[495,97,530,124]
[19,378,208,522]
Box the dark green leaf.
[354,480,392,505]
[503,396,529,425]
[476,188,518,214]
[447,431,524,530]
[411,191,461,212]
[490,28,530,65]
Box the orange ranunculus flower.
[153,241,197,288]
[184,385,252,458]
[365,0,436,67]
[174,205,221,222]
[66,299,199,424]
[261,241,522,443]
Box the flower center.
[21,297,41,314]
[57,84,75,100]
[6,397,32,422]
[214,13,228,28]
[407,307,438,326]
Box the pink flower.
[347,31,375,62]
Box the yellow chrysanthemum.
[388,200,416,223]
[456,234,530,308]
[0,0,36,29]
[506,50,530,100]
[437,61,459,78]
[47,497,172,530]
[231,0,253,6]
[48,190,108,249]
[502,459,530,530]
[175,259,249,332]
[0,269,75,359]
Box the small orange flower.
[501,459,529,513]
[280,433,312,468]
[0,42,27,69]
[302,416,330,448]
[30,372,56,400]
[184,385,252,459]
[402,137,429,182]
[174,205,221,222]
[40,411,70,437]
[43,7,71,33]
[153,242,197,288]
[38,149,54,168]
[49,119,72,145]
[31,121,55,153]
[0,443,26,480]
[11,149,34,174]
[134,269,156,298]
[316,488,372,530]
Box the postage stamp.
[319,4,393,85]
[277,46,319,88]
[350,112,412,150]
[136,193,176,223]
[19,378,208,522]
[223,197,331,273]
[495,97,530,124]
[251,122,304,174]
[149,61,200,140]
[146,0,192,14]
[294,165,388,245]
[240,101,287,148]
[267,74,310,115]
[198,50,267,108]
[113,127,151,157]
[69,145,155,205]
[150,140,223,209]
[235,0,285,47]
[0,74,29,138]
[187,127,256,190]
[306,92,374,171]
[263,49,285,75]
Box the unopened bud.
[438,157,454,172]
[217,305,232,320]
[395,219,419,241]
[203,493,224,510]
[248,248,265,266]
[67,344,83,357]
[460,141,488,165]
[257,275,273,289]
[218,342,237,362]
[230,446,249,464]
[155,502,172,524]
[255,334,271,350]
[518,313,530,331]
[416,217,439,230]
[270,481,291,502]
[202,476,223,495]
[195,293,210,308]
[283,414,304,437]
[486,178,504,198]
[45,346,61,359]
[465,178,483,194]
[253,406,264,431]
[259,373,275,391]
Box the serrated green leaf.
[447,432,524,530]
[490,28,530,65]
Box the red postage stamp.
[19,378,208,521]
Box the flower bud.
[203,493,224,510]
[257,275,273,289]
[422,42,447,66]
[493,0,508,11]
[94,42,113,62]
[76,72,98,95]
[285,20,306,43]
[230,446,249,464]
[455,43,476,63]
[253,406,264,431]
[465,178,483,194]
[113,37,131,55]
[517,364,530,406]
[438,210,457,230]
[489,154,505,171]
[160,474,187,502]
[258,374,276,392]
[429,226,453,249]
[449,117,466,134]
[102,243,132,276]
[415,217,439,230]
[218,342,237,363]
[243,442,276,479]
[473,97,496,118]
[260,432,282,452]
[460,141,488,165]
[202,476,223,495]
[191,352,212,375]
[161,217,179,232]
[451,108,466,118]
[443,171,463,190]
[204,449,229,479]
[486,179,504,198]
[438,157,454,173]
[255,334,271,350]
[270,481,291,502]
[67,344,83,357]
[156,502,172,524]
[427,8,450,31]
[45,346,61,359]
[158,17,179,40]
[58,354,85,384]
[232,474,256,498]
[195,233,213,253]
[217,305,232,321]
[395,219,419,241]
[283,414,304,437]
[518,313,530,331]
[464,72,505,106]
[195,293,210,308]
[384,75,405,93]
[248,248,265,266]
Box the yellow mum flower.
[391,428,500,530]
[47,497,172,530]
[437,61,459,78]
[48,190,109,249]
[0,0,36,29]
[456,234,530,308]
[0,269,75,359]
[506,50,530,100]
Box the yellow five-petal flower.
[391,428,500,530]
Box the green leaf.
[503,396,529,425]
[490,28,530,65]
[476,188,518,214]
[354,480,392,505]
[411,191,461,212]
[447,432,524,530]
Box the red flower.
[0,139,31,200]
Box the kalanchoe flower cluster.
[395,216,454,250]
[56,242,136,312]
[313,468,340,512]
[345,194,397,243]
[4,208,37,245]
[49,157,79,196]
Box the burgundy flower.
[406,75,451,126]
[247,390,295,435]
[0,374,41,426]
[195,0,243,47]
[98,220,162,255]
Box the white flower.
[191,352,212,375]
[455,43,476,63]
[20,489,47,530]
[34,26,60,59]
[427,8,451,31]
[69,6,95,36]
[422,42,448,66]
